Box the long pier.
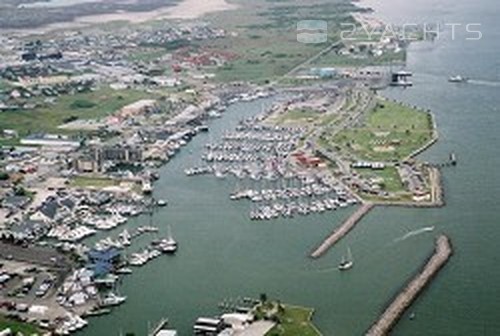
[310,202,375,258]
[365,235,453,336]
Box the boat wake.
[416,73,500,87]
[394,226,435,243]
[314,266,338,273]
[467,79,500,87]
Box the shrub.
[70,99,96,109]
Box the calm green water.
[81,1,500,335]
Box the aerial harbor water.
[0,0,498,334]
[77,0,500,335]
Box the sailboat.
[159,225,178,254]
[100,281,127,307]
[230,178,241,200]
[338,247,354,271]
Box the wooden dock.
[365,235,453,336]
[310,202,375,258]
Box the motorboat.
[338,247,354,271]
[448,75,468,83]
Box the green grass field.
[127,48,168,63]
[265,305,321,336]
[270,108,321,124]
[330,99,434,161]
[0,137,21,147]
[318,112,341,127]
[0,317,40,335]
[213,33,325,83]
[203,0,363,83]
[311,49,406,67]
[355,166,404,193]
[201,0,410,83]
[0,87,153,136]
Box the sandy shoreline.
[5,0,238,35]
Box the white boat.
[142,180,153,194]
[94,274,119,286]
[119,229,132,246]
[129,256,146,266]
[208,110,222,118]
[338,247,354,271]
[129,250,150,266]
[214,169,226,179]
[159,225,178,254]
[101,292,127,307]
[157,199,168,207]
[448,75,468,83]
[116,267,133,275]
[56,314,88,335]
[84,308,112,317]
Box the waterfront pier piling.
[365,235,453,336]
[310,202,375,258]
